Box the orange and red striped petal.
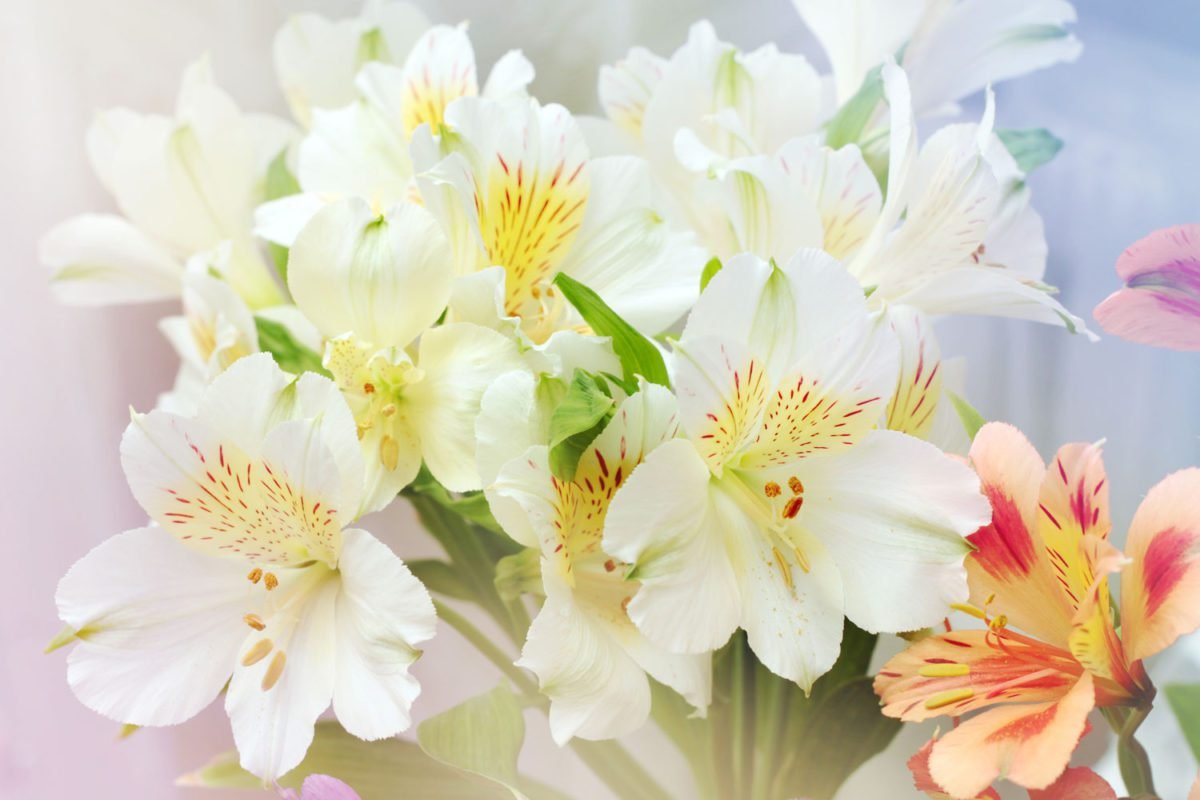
[908,734,1001,799]
[1027,767,1117,800]
[1119,467,1200,662]
[926,672,1095,798]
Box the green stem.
[434,600,538,697]
[1104,705,1158,798]
[434,600,671,800]
[731,636,749,798]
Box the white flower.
[792,0,1081,115]
[602,252,990,688]
[272,0,431,128]
[485,385,710,744]
[412,95,706,342]
[258,24,534,247]
[55,354,436,780]
[286,199,528,508]
[40,58,295,308]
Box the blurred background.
[3,0,1198,797]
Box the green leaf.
[495,547,543,600]
[553,272,669,387]
[824,66,884,149]
[947,389,987,441]
[548,370,616,480]
[265,149,301,202]
[407,467,506,536]
[996,128,1064,175]
[407,559,475,602]
[417,684,530,799]
[1166,683,1200,762]
[254,316,329,378]
[700,257,723,292]
[178,720,510,799]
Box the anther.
[772,546,794,589]
[791,545,811,574]
[783,495,804,519]
[264,572,279,591]
[261,651,287,691]
[380,435,400,471]
[247,568,263,584]
[381,403,397,417]
[241,639,273,666]
[243,614,266,631]
[924,688,975,709]
[764,482,782,498]
[363,382,376,395]
[919,663,970,678]
[787,477,804,496]
[988,614,1008,631]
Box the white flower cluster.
[42,0,1085,784]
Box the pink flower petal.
[1094,224,1200,350]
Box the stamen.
[783,495,804,519]
[949,603,987,620]
[763,482,782,498]
[787,476,804,495]
[243,614,266,631]
[261,651,287,691]
[791,545,811,574]
[772,546,794,589]
[241,639,273,666]
[380,435,400,470]
[264,572,279,591]
[247,568,263,584]
[924,688,975,709]
[988,614,1008,631]
[363,382,376,395]
[919,663,970,678]
[381,403,397,418]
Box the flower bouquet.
[40,1,1200,798]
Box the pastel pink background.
[5,1,1199,798]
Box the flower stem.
[1104,704,1159,798]
[433,600,539,697]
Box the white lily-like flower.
[55,354,436,780]
[602,252,991,688]
[412,94,706,344]
[792,0,1081,115]
[485,384,710,743]
[40,58,295,308]
[257,24,534,247]
[272,0,431,128]
[286,198,527,509]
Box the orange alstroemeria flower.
[875,422,1200,798]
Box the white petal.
[56,526,249,727]
[407,323,527,492]
[254,193,333,247]
[476,371,549,491]
[795,430,989,633]
[226,574,339,780]
[599,46,666,138]
[482,50,536,99]
[775,138,882,261]
[555,156,706,334]
[604,439,741,654]
[736,528,844,690]
[296,102,411,203]
[287,199,453,348]
[331,529,436,740]
[39,214,182,305]
[393,25,479,136]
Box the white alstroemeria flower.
[257,25,534,247]
[411,95,706,343]
[55,354,436,780]
[287,198,527,508]
[602,252,990,688]
[485,385,710,744]
[40,58,295,308]
[792,0,1081,115]
[597,21,828,229]
[272,0,430,128]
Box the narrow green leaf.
[417,684,528,799]
[700,257,723,292]
[824,66,884,149]
[407,468,506,536]
[178,721,508,799]
[407,559,475,602]
[996,128,1064,175]
[548,370,615,480]
[947,389,987,441]
[1166,684,1200,762]
[553,272,669,387]
[254,316,329,378]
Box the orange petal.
[1190,770,1200,800]
[1120,467,1200,662]
[876,628,1079,723]
[908,735,1001,799]
[927,672,1095,798]
[1027,767,1117,800]
[965,423,1075,644]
